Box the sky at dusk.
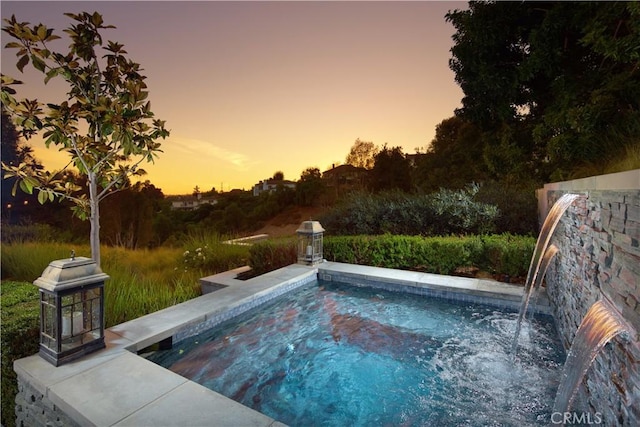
[1,1,466,195]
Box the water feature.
[552,298,631,413]
[148,281,565,426]
[511,193,581,354]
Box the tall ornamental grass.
[180,232,250,273]
[1,234,249,327]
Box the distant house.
[252,179,296,196]
[322,164,368,190]
[167,194,217,210]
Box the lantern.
[34,256,108,366]
[296,220,325,265]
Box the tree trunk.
[88,171,101,267]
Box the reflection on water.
[148,282,565,426]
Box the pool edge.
[14,262,543,427]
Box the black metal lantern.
[296,220,325,265]
[34,256,109,366]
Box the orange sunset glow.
[1,1,466,195]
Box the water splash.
[511,244,559,354]
[553,299,631,413]
[511,193,582,354]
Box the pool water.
[147,281,565,426]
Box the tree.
[414,116,486,192]
[100,181,164,249]
[1,12,169,266]
[272,171,284,181]
[1,106,42,219]
[345,138,378,170]
[446,1,640,180]
[296,166,325,206]
[370,145,412,192]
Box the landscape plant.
[1,12,169,266]
[180,232,250,274]
[320,186,500,236]
[248,234,535,278]
[446,2,640,181]
[248,239,298,276]
[1,281,39,427]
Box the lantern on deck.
[34,256,109,366]
[296,220,325,266]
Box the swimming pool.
[147,280,564,426]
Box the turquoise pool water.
[147,281,564,426]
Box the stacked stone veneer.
[15,375,80,427]
[538,170,640,426]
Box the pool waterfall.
[552,298,633,414]
[512,193,581,353]
[511,187,640,423]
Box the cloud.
[168,136,257,171]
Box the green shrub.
[428,184,499,235]
[1,281,40,427]
[245,234,534,278]
[475,234,537,278]
[248,239,297,276]
[320,186,500,236]
[475,180,539,235]
[323,234,535,277]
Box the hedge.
[1,281,40,427]
[249,234,535,278]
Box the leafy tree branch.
[1,11,170,266]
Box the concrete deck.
[15,262,543,426]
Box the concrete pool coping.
[15,261,548,426]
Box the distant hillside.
[252,205,328,238]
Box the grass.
[1,234,250,328]
[571,142,640,179]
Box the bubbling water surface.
[148,281,565,426]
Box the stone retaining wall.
[538,170,640,425]
[14,374,80,427]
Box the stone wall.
[538,170,640,426]
[14,374,80,427]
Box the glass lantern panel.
[43,293,56,305]
[40,302,57,347]
[91,298,101,332]
[73,303,86,334]
[61,335,84,352]
[84,288,100,299]
[61,305,73,339]
[62,294,73,307]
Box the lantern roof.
[34,256,109,292]
[296,220,325,235]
